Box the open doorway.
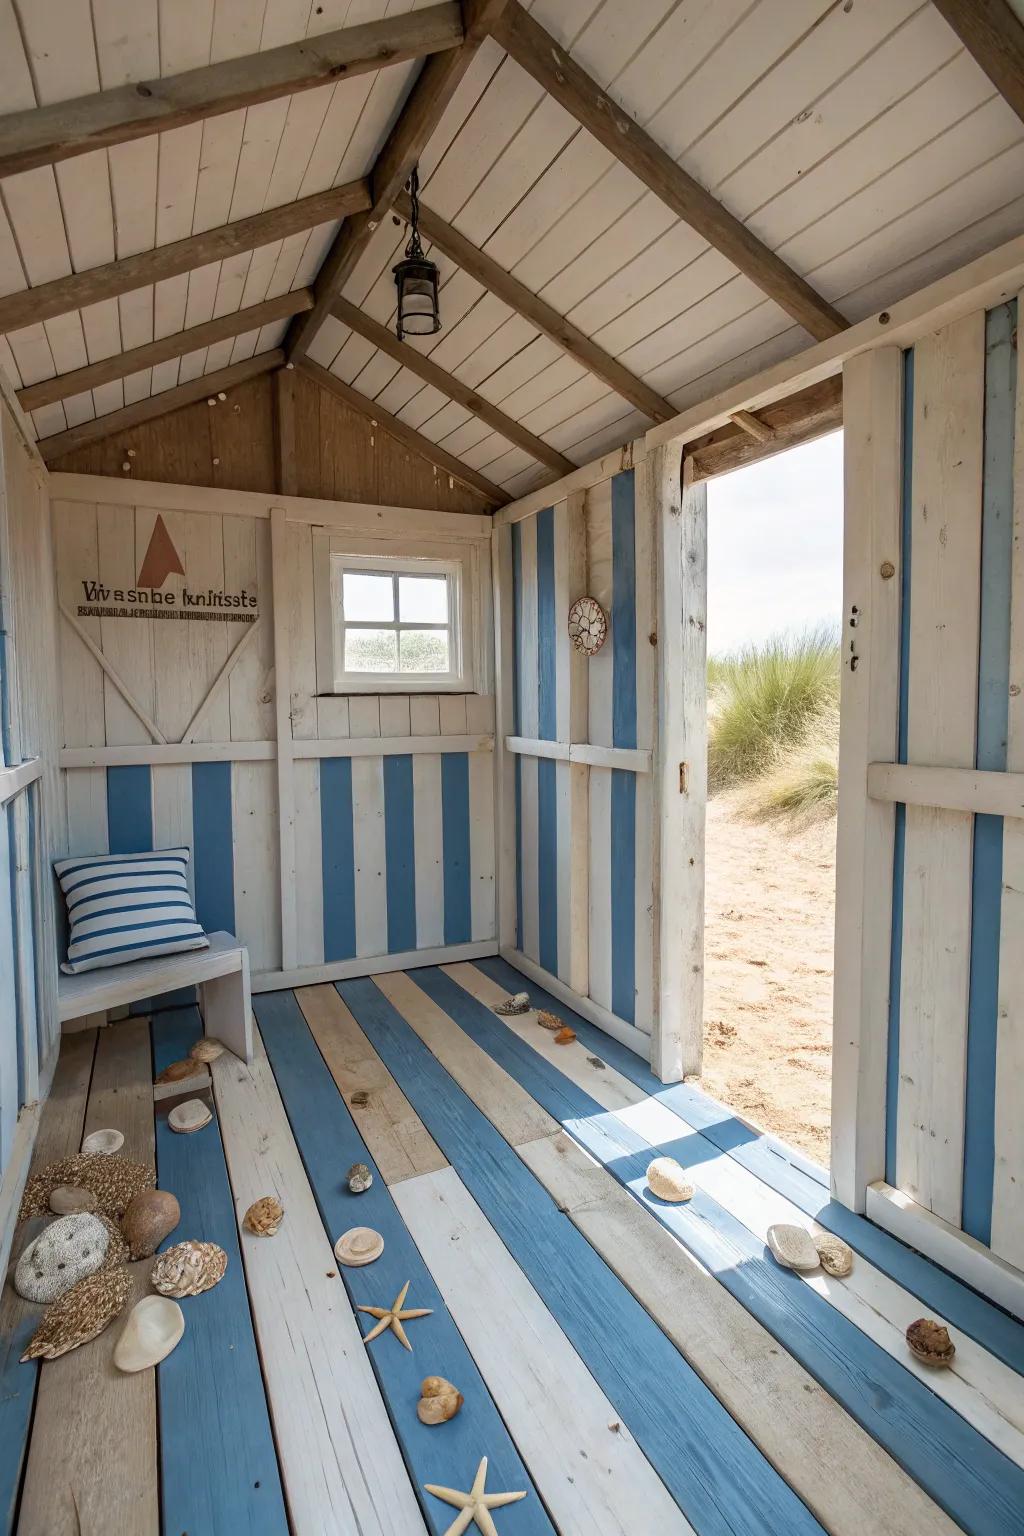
[700,431,843,1166]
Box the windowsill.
[319,679,475,695]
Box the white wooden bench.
[57,930,252,1062]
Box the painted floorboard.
[151,1007,288,1536]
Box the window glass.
[398,574,448,624]
[400,629,449,673]
[345,628,398,672]
[343,571,393,622]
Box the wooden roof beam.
[930,0,1024,126]
[686,376,842,482]
[17,292,311,412]
[287,0,512,363]
[331,295,574,474]
[300,357,512,506]
[36,351,283,463]
[0,179,369,336]
[394,192,675,424]
[0,4,464,178]
[491,2,848,344]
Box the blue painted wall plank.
[610,769,636,1023]
[441,752,471,945]
[106,765,152,854]
[536,756,557,974]
[254,988,552,1536]
[151,1007,288,1536]
[191,762,234,935]
[342,974,825,1536]
[420,967,1024,1536]
[611,470,637,752]
[383,754,417,954]
[320,755,356,962]
[536,505,556,742]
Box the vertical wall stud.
[492,525,517,950]
[274,370,298,497]
[562,490,589,996]
[271,507,298,971]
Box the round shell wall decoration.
[568,595,608,657]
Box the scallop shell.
[167,1099,212,1135]
[417,1375,463,1426]
[19,1154,154,1221]
[14,1213,111,1303]
[554,1026,576,1045]
[151,1240,228,1298]
[906,1317,955,1368]
[189,1038,226,1063]
[81,1128,124,1156]
[815,1233,854,1277]
[114,1295,184,1372]
[536,1010,563,1031]
[155,1059,198,1084]
[121,1189,181,1260]
[334,1227,384,1268]
[21,1267,132,1361]
[244,1196,284,1236]
[347,1162,373,1194]
[493,991,530,1016]
[767,1223,821,1272]
[49,1184,98,1216]
[645,1156,695,1203]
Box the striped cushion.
[54,847,209,975]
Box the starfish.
[357,1279,432,1350]
[424,1457,527,1536]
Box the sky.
[705,429,844,656]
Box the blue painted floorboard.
[479,956,1024,1376]
[422,966,1024,1536]
[0,1311,38,1534]
[152,1008,288,1536]
[338,975,825,1536]
[254,989,552,1536]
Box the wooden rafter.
[287,0,512,363]
[0,5,464,179]
[491,2,848,343]
[395,192,675,424]
[17,292,310,412]
[332,295,575,474]
[930,0,1024,125]
[300,357,511,506]
[0,180,369,335]
[686,376,842,482]
[36,351,283,463]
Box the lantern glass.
[393,256,440,340]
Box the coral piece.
[49,1185,98,1216]
[151,1240,228,1298]
[81,1128,124,1156]
[766,1223,820,1272]
[334,1227,384,1268]
[493,992,530,1016]
[114,1295,185,1372]
[418,1375,464,1426]
[244,1196,284,1236]
[554,1027,576,1045]
[424,1457,526,1536]
[168,1098,213,1134]
[155,1059,198,1084]
[189,1038,225,1063]
[14,1214,110,1303]
[21,1267,132,1361]
[906,1318,955,1368]
[357,1281,432,1350]
[347,1162,373,1194]
[19,1154,154,1222]
[536,1010,562,1031]
[645,1157,695,1204]
[121,1189,181,1260]
[815,1233,854,1277]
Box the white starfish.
[424,1457,527,1536]
[357,1279,432,1350]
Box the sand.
[700,794,836,1165]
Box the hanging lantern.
[393,166,441,341]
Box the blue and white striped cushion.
[54,847,209,975]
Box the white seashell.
[168,1099,213,1135]
[49,1185,98,1215]
[114,1295,184,1372]
[347,1162,373,1194]
[767,1223,821,1271]
[334,1227,384,1267]
[14,1213,110,1303]
[645,1156,694,1203]
[493,992,530,1015]
[81,1128,124,1156]
[815,1233,853,1277]
[417,1375,463,1425]
[189,1037,226,1063]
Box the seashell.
[347,1162,373,1194]
[815,1233,854,1277]
[49,1184,98,1216]
[536,1010,563,1031]
[189,1037,225,1063]
[151,1240,227,1298]
[168,1098,212,1135]
[417,1375,463,1426]
[906,1317,955,1368]
[349,1090,370,1108]
[645,1156,695,1204]
[244,1196,284,1236]
[14,1213,111,1302]
[334,1227,384,1268]
[21,1267,132,1361]
[767,1223,821,1271]
[554,1026,576,1045]
[114,1295,184,1372]
[121,1189,181,1260]
[494,991,530,1016]
[19,1154,154,1222]
[81,1128,124,1156]
[155,1059,198,1084]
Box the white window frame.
[313,532,480,694]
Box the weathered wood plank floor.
[2,961,1024,1536]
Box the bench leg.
[198,954,252,1063]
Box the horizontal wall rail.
[868,762,1024,817]
[506,735,651,774]
[61,736,494,769]
[0,758,42,805]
